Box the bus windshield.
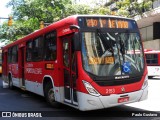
[81,31,144,77]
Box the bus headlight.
[82,80,100,97]
[142,75,148,90]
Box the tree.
[114,0,153,17]
[0,0,72,43]
[1,0,111,43]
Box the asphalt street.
[0,77,159,120]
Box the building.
[105,0,160,50]
[136,2,160,50]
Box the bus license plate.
[118,97,129,103]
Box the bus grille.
[94,76,142,86]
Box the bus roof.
[2,15,135,50]
[70,14,134,20]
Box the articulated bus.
[145,49,160,78]
[2,15,148,111]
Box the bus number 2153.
[106,88,115,94]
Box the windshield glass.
[81,31,144,77]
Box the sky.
[0,0,12,24]
[0,0,12,47]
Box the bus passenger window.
[8,48,12,63]
[8,45,18,63]
[12,46,18,63]
[32,37,43,61]
[26,41,33,61]
[44,31,57,61]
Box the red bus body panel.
[2,15,148,111]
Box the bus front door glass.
[63,36,77,105]
[20,47,25,87]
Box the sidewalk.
[126,79,160,111]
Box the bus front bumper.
[77,86,148,111]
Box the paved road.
[0,77,159,120]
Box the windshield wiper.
[118,32,129,63]
[119,39,125,62]
[96,29,114,57]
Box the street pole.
[0,16,13,43]
[0,17,13,26]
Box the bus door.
[19,47,25,88]
[3,52,8,78]
[62,35,78,105]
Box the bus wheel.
[44,82,59,107]
[9,75,14,89]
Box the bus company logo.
[62,28,70,33]
[26,68,42,74]
[121,87,125,93]
[1,112,42,118]
[115,75,129,79]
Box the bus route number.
[87,19,98,27]
[106,88,115,94]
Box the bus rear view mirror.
[73,32,81,51]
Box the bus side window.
[32,37,43,61]
[8,48,12,63]
[12,45,18,63]
[7,45,18,63]
[44,31,57,61]
[26,41,33,61]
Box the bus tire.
[8,75,14,89]
[44,82,60,108]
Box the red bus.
[144,49,160,78]
[2,15,148,111]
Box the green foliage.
[1,0,153,44]
[0,21,28,42]
[91,6,110,15]
[117,10,129,17]
[115,0,153,17]
[1,0,111,44]
[64,4,91,17]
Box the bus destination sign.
[78,17,137,29]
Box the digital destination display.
[78,17,137,29]
[88,56,114,65]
